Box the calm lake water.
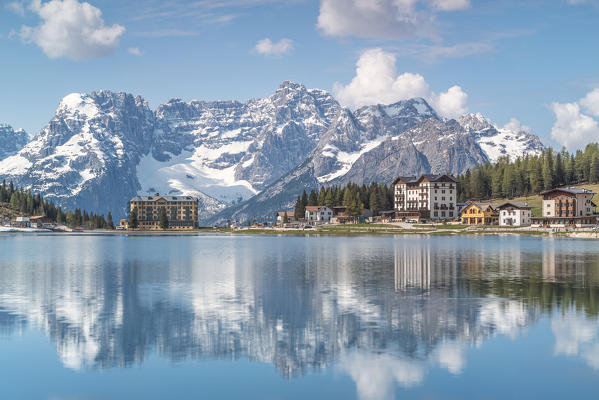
[1,233,599,399]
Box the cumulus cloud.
[128,47,143,56]
[550,89,599,150]
[580,88,599,117]
[317,0,470,40]
[338,353,426,400]
[253,38,294,57]
[436,341,466,374]
[20,0,125,60]
[429,0,470,11]
[333,48,468,119]
[503,117,532,134]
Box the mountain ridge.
[0,82,544,221]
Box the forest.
[292,182,394,219]
[0,180,114,229]
[291,144,599,218]
[456,144,599,201]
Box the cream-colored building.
[534,187,596,227]
[129,194,199,230]
[393,174,458,221]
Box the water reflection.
[0,235,598,398]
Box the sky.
[0,0,599,150]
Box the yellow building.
[460,203,499,225]
[129,194,199,230]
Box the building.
[29,216,53,229]
[119,219,128,230]
[393,174,458,221]
[129,194,199,230]
[305,206,333,223]
[13,216,30,228]
[276,211,295,224]
[532,187,597,227]
[498,202,532,227]
[460,203,499,225]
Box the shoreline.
[7,225,598,239]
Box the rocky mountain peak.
[0,124,28,159]
[458,112,494,134]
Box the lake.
[0,233,598,399]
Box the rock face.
[458,113,544,163]
[0,91,155,217]
[0,124,28,160]
[0,83,544,221]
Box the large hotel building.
[393,174,458,222]
[129,194,199,230]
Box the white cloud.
[580,88,599,117]
[128,47,143,56]
[20,0,125,60]
[436,341,466,374]
[552,312,599,370]
[5,1,26,15]
[428,0,470,11]
[503,117,532,134]
[317,0,470,40]
[338,352,426,400]
[550,89,599,150]
[253,38,294,57]
[333,48,468,119]
[434,85,468,119]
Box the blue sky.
[1,0,599,150]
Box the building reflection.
[0,235,598,399]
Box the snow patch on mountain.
[458,113,544,163]
[317,137,388,183]
[137,146,257,206]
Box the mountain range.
[0,82,544,222]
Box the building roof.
[498,202,533,210]
[540,187,595,196]
[461,202,498,212]
[393,174,458,185]
[277,211,294,217]
[305,205,330,211]
[131,194,198,202]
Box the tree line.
[0,180,114,229]
[292,183,394,219]
[457,144,599,202]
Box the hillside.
[482,183,599,218]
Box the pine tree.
[369,190,380,215]
[106,212,115,229]
[308,190,318,206]
[590,154,599,183]
[159,208,169,230]
[128,209,139,229]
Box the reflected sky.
[0,234,599,399]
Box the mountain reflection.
[0,235,598,398]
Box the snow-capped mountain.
[0,83,544,221]
[0,124,28,160]
[207,107,493,224]
[458,113,544,162]
[142,81,339,206]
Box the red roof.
[305,206,322,211]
